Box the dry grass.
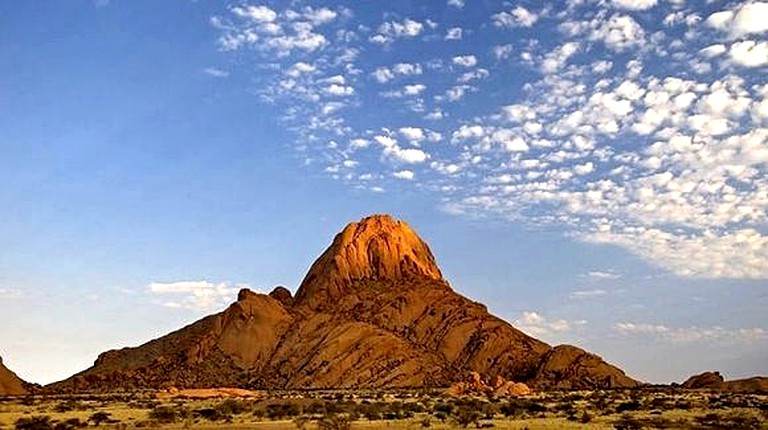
[1,389,766,429]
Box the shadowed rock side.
[682,371,768,393]
[0,356,30,396]
[48,214,638,392]
[530,345,639,390]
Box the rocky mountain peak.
[294,214,444,309]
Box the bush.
[148,405,181,424]
[317,413,352,430]
[616,400,641,413]
[613,414,644,430]
[214,399,251,416]
[14,416,53,430]
[87,412,114,426]
[52,418,86,430]
[452,406,481,428]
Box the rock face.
[0,356,30,396]
[530,345,640,390]
[682,371,768,393]
[48,214,638,392]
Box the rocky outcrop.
[682,371,725,389]
[529,345,640,390]
[47,214,638,392]
[682,371,768,393]
[0,356,30,396]
[445,372,532,397]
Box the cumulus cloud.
[214,1,768,281]
[729,40,768,67]
[393,170,415,180]
[445,27,463,40]
[493,6,538,28]
[610,0,657,11]
[370,18,424,44]
[514,311,586,337]
[374,135,429,164]
[706,2,768,37]
[148,281,244,311]
[372,63,422,83]
[452,55,478,68]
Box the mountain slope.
[49,214,638,392]
[0,356,30,396]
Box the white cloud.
[452,55,478,67]
[615,322,767,343]
[447,0,465,8]
[584,270,623,280]
[403,84,426,96]
[148,281,243,312]
[699,44,727,58]
[541,42,580,73]
[610,0,657,11]
[445,27,463,40]
[729,40,768,67]
[371,18,424,44]
[231,5,277,23]
[400,127,425,142]
[514,311,586,337]
[203,67,229,78]
[493,6,539,28]
[570,289,608,298]
[374,134,430,164]
[372,63,422,83]
[493,44,514,60]
[706,2,768,37]
[393,170,415,180]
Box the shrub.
[613,414,644,430]
[148,405,180,424]
[615,400,641,413]
[87,412,114,426]
[214,399,251,416]
[14,416,53,430]
[52,418,85,430]
[317,413,352,430]
[452,406,481,428]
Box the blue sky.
[1,0,767,385]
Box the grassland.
[1,388,766,429]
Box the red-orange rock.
[0,356,30,395]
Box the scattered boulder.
[446,372,532,396]
[157,387,260,399]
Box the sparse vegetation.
[0,388,766,429]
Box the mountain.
[0,356,30,396]
[49,214,638,392]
